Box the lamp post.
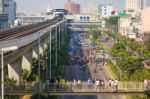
[45,54,48,80]
[1,46,18,99]
[55,24,57,66]
[37,33,41,99]
[59,24,61,51]
[49,27,52,81]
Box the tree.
[5,76,17,90]
[105,16,118,28]
[119,56,142,78]
[21,69,30,83]
[89,28,101,42]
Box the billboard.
[118,11,126,17]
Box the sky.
[14,0,125,15]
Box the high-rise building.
[64,0,80,14]
[147,0,150,7]
[126,0,150,12]
[139,0,150,10]
[0,0,3,14]
[0,0,16,28]
[3,0,16,24]
[141,8,150,33]
[125,0,139,11]
[99,5,114,18]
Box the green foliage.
[131,70,150,81]
[105,16,119,28]
[107,60,120,79]
[119,57,142,77]
[108,31,150,82]
[89,28,101,42]
[5,76,17,85]
[21,69,30,82]
[145,38,150,58]
[31,95,60,99]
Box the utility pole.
[59,24,61,51]
[49,27,52,80]
[37,32,41,99]
[55,25,57,66]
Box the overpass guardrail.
[1,82,149,95]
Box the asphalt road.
[61,32,124,99]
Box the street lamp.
[55,24,58,66]
[59,24,61,51]
[45,54,48,80]
[49,27,52,81]
[37,32,41,99]
[1,46,18,99]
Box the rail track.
[0,18,62,41]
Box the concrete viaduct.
[0,19,66,83]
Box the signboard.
[118,11,126,17]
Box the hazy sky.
[14,0,125,14]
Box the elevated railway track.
[0,19,62,41]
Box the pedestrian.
[144,79,148,90]
[92,79,96,89]
[114,79,118,91]
[108,79,111,87]
[101,80,104,89]
[111,79,115,92]
[99,79,102,88]
[87,78,91,85]
[80,66,82,70]
[95,79,100,90]
[45,78,50,90]
[73,78,76,89]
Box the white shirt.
[114,80,118,85]
[109,80,111,84]
[95,80,100,86]
[111,80,114,86]
[144,79,148,85]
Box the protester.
[114,79,118,91]
[144,79,148,90]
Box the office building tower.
[64,0,80,14]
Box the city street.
[62,31,124,99]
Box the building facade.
[118,16,132,36]
[126,0,139,11]
[3,0,16,24]
[0,0,16,28]
[16,16,46,26]
[139,0,150,9]
[0,0,3,14]
[64,0,80,14]
[126,0,150,11]
[99,5,114,18]
[141,8,150,33]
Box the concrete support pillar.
[8,58,22,82]
[21,49,32,72]
[32,46,38,58]
[40,40,44,55]
[44,37,48,49]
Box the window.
[4,4,9,7]
[87,17,90,20]
[80,17,83,20]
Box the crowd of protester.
[44,32,150,92]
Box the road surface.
[61,32,124,99]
